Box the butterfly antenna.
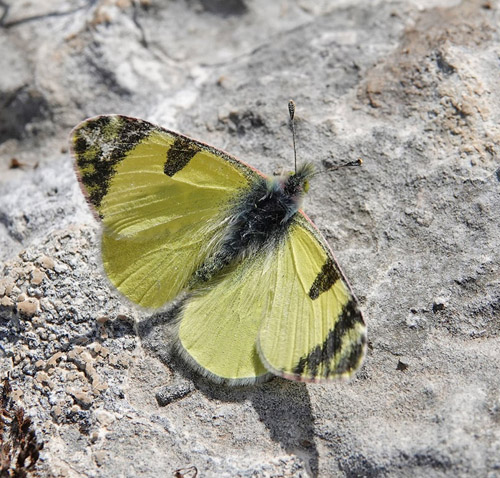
[313,158,363,178]
[288,100,297,173]
[326,158,363,172]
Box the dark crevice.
[0,0,98,28]
[0,86,52,143]
[131,2,149,48]
[0,0,10,25]
[199,0,248,17]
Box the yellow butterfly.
[71,104,367,385]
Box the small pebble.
[70,390,93,409]
[38,255,55,270]
[31,268,46,285]
[94,450,107,467]
[17,297,40,316]
[94,409,115,426]
[0,296,14,308]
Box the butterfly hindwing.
[176,255,272,384]
[257,214,366,381]
[72,115,260,308]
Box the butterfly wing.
[176,213,366,384]
[71,115,260,308]
[176,255,273,384]
[257,213,366,381]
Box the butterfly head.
[283,162,315,200]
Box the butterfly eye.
[303,180,310,193]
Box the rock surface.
[0,0,499,477]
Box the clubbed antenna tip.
[288,100,297,173]
[317,158,363,177]
[288,100,295,121]
[327,158,363,171]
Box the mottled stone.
[1,1,499,477]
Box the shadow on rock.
[138,307,319,477]
[250,380,319,477]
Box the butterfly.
[70,104,367,385]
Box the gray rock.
[1,0,499,477]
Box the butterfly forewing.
[72,115,258,308]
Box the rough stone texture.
[0,0,499,477]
